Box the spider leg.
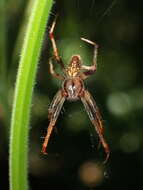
[49,16,65,70]
[80,90,110,163]
[80,38,98,79]
[42,90,65,154]
[49,58,65,80]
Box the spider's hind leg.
[80,90,110,163]
[42,90,65,154]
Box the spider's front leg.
[42,90,65,154]
[80,90,110,163]
[80,38,98,79]
[49,16,65,70]
[49,58,65,80]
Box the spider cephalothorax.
[42,17,110,163]
[66,55,82,77]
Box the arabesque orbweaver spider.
[42,17,110,163]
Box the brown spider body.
[42,18,110,163]
[62,55,84,100]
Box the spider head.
[67,55,82,77]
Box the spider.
[42,17,110,163]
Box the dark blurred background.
[0,0,143,189]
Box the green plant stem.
[9,0,53,190]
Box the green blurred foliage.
[0,0,143,189]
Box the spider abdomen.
[63,77,84,100]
